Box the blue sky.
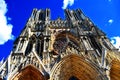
[0,0,120,60]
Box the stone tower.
[0,9,120,80]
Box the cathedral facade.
[0,9,120,80]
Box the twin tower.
[0,8,120,80]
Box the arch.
[11,65,45,80]
[50,54,105,80]
[110,60,120,80]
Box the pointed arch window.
[25,41,33,55]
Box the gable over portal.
[0,8,120,80]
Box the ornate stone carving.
[0,9,119,80]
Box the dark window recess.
[36,40,44,59]
[39,13,43,20]
[65,10,71,20]
[76,11,82,20]
[46,10,49,17]
[25,42,33,56]
[90,36,102,54]
[39,13,45,21]
[40,41,44,59]
[36,42,40,55]
[73,12,78,20]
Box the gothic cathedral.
[0,9,120,80]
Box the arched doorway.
[110,60,120,80]
[50,54,105,80]
[11,65,45,80]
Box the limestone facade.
[0,9,120,80]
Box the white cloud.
[0,0,14,45]
[62,0,74,9]
[108,19,113,24]
[111,36,120,51]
